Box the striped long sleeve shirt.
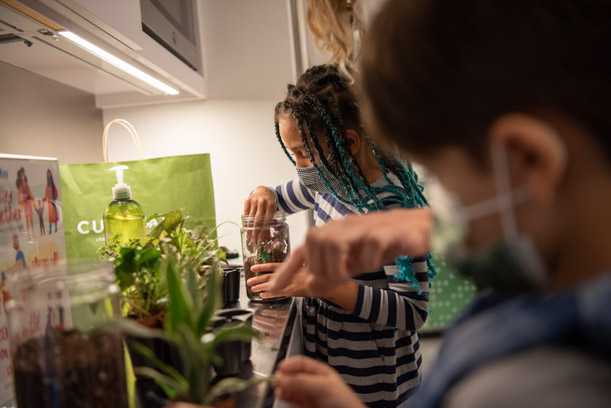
[273,174,429,408]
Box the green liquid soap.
[103,199,145,244]
[103,165,146,244]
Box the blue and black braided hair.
[274,64,436,290]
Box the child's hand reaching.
[243,186,277,246]
[247,263,311,298]
[274,356,367,408]
[247,262,359,313]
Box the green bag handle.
[102,119,144,162]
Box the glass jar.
[7,262,128,408]
[241,212,290,302]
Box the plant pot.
[126,334,183,408]
[222,268,240,306]
[211,308,254,377]
[125,313,183,408]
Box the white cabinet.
[0,0,207,107]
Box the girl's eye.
[291,151,308,159]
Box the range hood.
[0,0,207,107]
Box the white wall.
[0,0,311,255]
[0,62,103,163]
[201,0,296,100]
[102,99,309,257]
[101,0,310,257]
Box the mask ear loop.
[491,143,521,241]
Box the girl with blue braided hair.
[244,64,434,408]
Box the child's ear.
[345,130,362,155]
[488,113,568,205]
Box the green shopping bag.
[59,120,216,260]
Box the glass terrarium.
[7,262,128,408]
[241,212,290,302]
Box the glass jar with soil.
[7,262,128,408]
[241,212,290,302]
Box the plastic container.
[7,262,128,408]
[103,165,146,244]
[241,212,290,302]
[222,267,240,306]
[211,308,254,377]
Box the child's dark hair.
[362,0,611,161]
[275,64,434,288]
[274,64,427,212]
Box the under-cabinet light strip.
[58,30,180,96]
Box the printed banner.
[0,154,69,406]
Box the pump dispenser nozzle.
[109,165,132,200]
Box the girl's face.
[278,116,323,168]
[278,116,337,167]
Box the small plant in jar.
[241,212,291,302]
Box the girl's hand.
[247,263,310,298]
[274,356,367,408]
[244,186,276,219]
[243,186,277,245]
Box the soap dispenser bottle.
[103,165,146,244]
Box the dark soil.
[13,328,128,408]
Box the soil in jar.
[13,328,129,408]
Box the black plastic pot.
[222,268,241,306]
[125,336,182,408]
[211,308,254,377]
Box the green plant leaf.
[186,265,199,307]
[102,317,165,339]
[210,323,260,349]
[194,270,220,338]
[159,382,178,400]
[133,366,189,399]
[130,341,190,393]
[204,376,273,405]
[166,262,192,334]
[174,323,213,403]
[148,210,184,239]
[137,247,161,266]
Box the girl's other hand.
[247,263,310,298]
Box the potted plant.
[116,255,264,407]
[100,210,260,407]
[98,210,227,327]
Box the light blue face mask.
[296,165,343,194]
[429,145,549,295]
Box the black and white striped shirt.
[274,175,429,407]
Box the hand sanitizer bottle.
[103,165,146,244]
